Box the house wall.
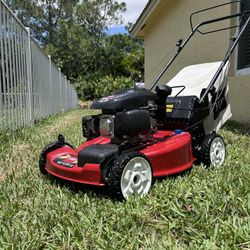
[143,0,250,123]
[229,2,250,123]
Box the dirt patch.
[79,100,92,109]
[0,172,6,182]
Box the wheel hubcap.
[121,157,152,199]
[210,137,225,167]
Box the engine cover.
[92,88,159,114]
[115,110,151,137]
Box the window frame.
[236,0,250,76]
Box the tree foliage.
[75,75,134,100]
[5,0,77,46]
[5,0,144,100]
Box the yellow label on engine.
[166,104,174,113]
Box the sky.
[119,0,148,24]
[107,0,148,35]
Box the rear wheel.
[199,133,226,167]
[108,151,152,200]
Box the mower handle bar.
[190,1,241,33]
[148,10,250,94]
[170,85,186,97]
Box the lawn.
[0,109,250,249]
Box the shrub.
[75,75,135,100]
[75,77,97,101]
[95,76,134,98]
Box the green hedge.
[75,75,135,100]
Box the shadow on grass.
[155,168,193,184]
[46,175,118,201]
[45,168,193,202]
[223,120,250,136]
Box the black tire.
[108,151,152,200]
[198,133,226,167]
[39,142,74,175]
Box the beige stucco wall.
[228,3,250,123]
[229,76,250,122]
[142,0,250,123]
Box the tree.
[4,0,77,46]
[104,34,144,81]
[75,0,126,71]
[45,0,126,79]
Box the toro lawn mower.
[39,3,250,200]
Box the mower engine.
[82,88,160,144]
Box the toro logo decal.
[54,154,77,168]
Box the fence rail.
[0,0,77,132]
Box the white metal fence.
[0,0,78,132]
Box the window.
[238,0,250,70]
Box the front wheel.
[108,151,153,200]
[39,141,74,175]
[199,133,226,167]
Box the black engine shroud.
[92,88,159,114]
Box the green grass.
[0,109,250,249]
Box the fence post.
[0,0,4,131]
[48,55,53,113]
[26,27,33,124]
[64,76,67,110]
[68,81,71,109]
[59,68,63,112]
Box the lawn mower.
[39,3,250,200]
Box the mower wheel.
[39,142,74,175]
[108,151,152,200]
[199,133,226,167]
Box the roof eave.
[131,0,162,37]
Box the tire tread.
[199,133,225,167]
[108,151,150,200]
